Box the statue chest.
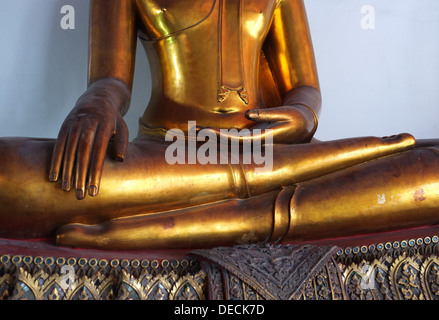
[135,0,278,41]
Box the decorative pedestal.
[1,230,439,300]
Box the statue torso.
[134,0,279,133]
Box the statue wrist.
[290,103,318,142]
[85,78,132,116]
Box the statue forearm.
[87,0,137,91]
[80,78,132,117]
[280,86,321,141]
[264,0,320,101]
[282,86,322,118]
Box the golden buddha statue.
[1,0,438,251]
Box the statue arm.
[263,0,321,115]
[49,0,138,200]
[88,0,138,101]
[244,0,321,143]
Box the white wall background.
[0,0,438,141]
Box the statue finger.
[49,124,69,182]
[74,124,97,200]
[87,125,112,197]
[61,122,83,192]
[111,118,129,161]
[245,108,292,122]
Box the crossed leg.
[2,133,437,250]
[56,144,439,250]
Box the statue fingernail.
[76,189,84,199]
[246,110,259,119]
[62,181,70,191]
[49,172,57,181]
[89,185,98,196]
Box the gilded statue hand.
[211,104,317,145]
[245,104,317,144]
[49,79,131,200]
